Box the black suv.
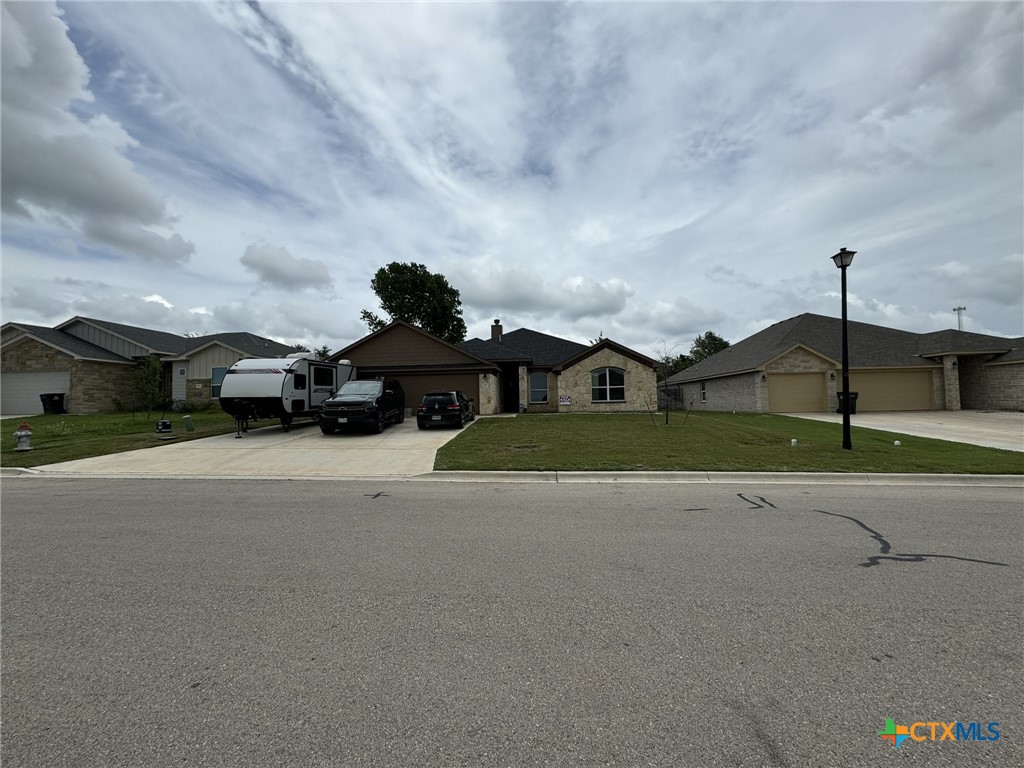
[417,390,475,429]
[318,379,405,434]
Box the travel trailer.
[219,353,355,431]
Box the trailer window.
[294,373,307,390]
[313,367,334,386]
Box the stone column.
[943,356,961,411]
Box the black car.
[417,390,475,429]
[318,379,405,434]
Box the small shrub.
[172,399,217,413]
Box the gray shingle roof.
[461,328,588,367]
[4,324,132,362]
[668,313,1022,384]
[65,316,195,354]
[25,317,297,360]
[184,332,296,358]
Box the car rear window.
[423,394,455,406]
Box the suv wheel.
[375,411,385,434]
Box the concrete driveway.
[784,410,1024,452]
[29,418,471,479]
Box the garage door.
[1,371,71,415]
[397,374,480,414]
[768,373,827,412]
[849,370,933,411]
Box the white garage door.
[1,371,71,415]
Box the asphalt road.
[2,479,1021,767]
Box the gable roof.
[461,328,588,367]
[1,323,132,363]
[56,316,194,355]
[555,338,658,371]
[333,319,497,368]
[180,333,295,359]
[667,313,1024,384]
[12,317,295,361]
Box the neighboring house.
[1,317,295,415]
[331,319,659,415]
[660,313,1024,414]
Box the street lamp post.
[831,248,856,449]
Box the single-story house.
[660,313,1024,414]
[1,316,295,415]
[331,319,659,415]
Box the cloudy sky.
[2,1,1021,357]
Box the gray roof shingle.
[668,313,1022,384]
[4,324,132,362]
[460,329,588,367]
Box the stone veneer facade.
[1,338,134,414]
[556,348,657,413]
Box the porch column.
[943,355,961,411]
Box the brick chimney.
[491,319,502,341]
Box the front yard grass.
[1,411,241,468]
[434,412,1024,474]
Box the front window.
[591,367,625,402]
[529,371,548,403]
[211,366,227,398]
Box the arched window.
[591,367,625,402]
[529,371,548,403]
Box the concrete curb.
[4,466,1021,486]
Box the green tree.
[658,352,693,377]
[293,343,333,361]
[360,262,467,343]
[689,331,730,363]
[132,354,165,418]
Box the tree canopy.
[360,262,467,344]
[689,331,730,363]
[293,343,333,360]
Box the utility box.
[156,420,172,433]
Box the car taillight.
[417,404,426,411]
[447,403,460,409]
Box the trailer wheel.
[282,415,293,432]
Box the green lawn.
[1,410,242,468]
[3,410,1020,474]
[434,412,1024,474]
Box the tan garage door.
[849,370,933,411]
[768,373,827,412]
[396,374,480,414]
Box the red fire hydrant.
[13,422,32,451]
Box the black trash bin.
[836,391,859,415]
[40,393,67,415]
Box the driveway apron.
[29,420,467,478]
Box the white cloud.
[1,1,1020,353]
[0,2,194,263]
[239,243,334,293]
